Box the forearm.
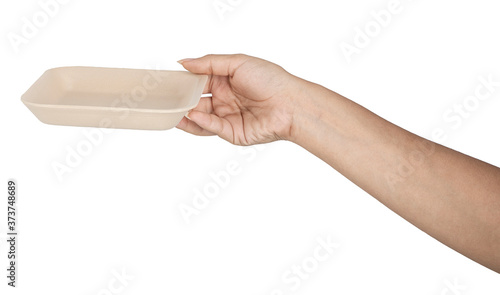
[289,78,500,273]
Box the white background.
[1,0,500,294]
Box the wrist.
[286,78,330,145]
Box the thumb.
[178,54,250,77]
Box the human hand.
[176,54,301,145]
[177,55,500,274]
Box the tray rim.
[21,66,208,114]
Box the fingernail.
[177,58,195,64]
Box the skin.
[177,54,500,273]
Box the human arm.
[177,54,500,273]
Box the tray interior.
[22,67,205,111]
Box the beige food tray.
[21,67,208,130]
